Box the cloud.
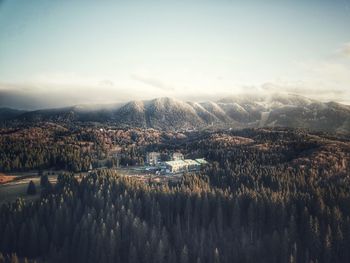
[0,71,183,109]
[2,39,350,109]
[260,78,350,105]
[131,74,174,91]
[335,42,350,58]
[99,80,115,87]
[275,49,350,104]
[0,81,134,110]
[261,80,346,96]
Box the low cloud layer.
[337,42,350,57]
[0,83,133,110]
[0,80,349,110]
[131,74,174,91]
[1,41,349,110]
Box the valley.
[1,124,350,262]
[1,100,350,263]
[1,0,349,262]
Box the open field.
[0,171,54,185]
[0,172,17,184]
[0,168,182,205]
[0,173,58,205]
[0,182,40,205]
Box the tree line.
[1,128,350,262]
[1,167,350,262]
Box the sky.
[0,0,350,109]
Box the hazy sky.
[0,0,350,109]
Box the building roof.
[195,158,208,165]
[184,159,200,166]
[164,158,207,168]
[165,160,187,167]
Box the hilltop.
[1,94,350,133]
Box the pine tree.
[10,254,19,263]
[40,174,49,187]
[39,226,49,256]
[180,245,189,263]
[128,243,138,263]
[213,248,220,263]
[323,225,332,263]
[18,223,28,256]
[27,180,37,195]
[156,240,165,263]
[231,199,241,237]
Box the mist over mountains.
[1,94,350,133]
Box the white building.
[184,159,200,171]
[146,152,161,165]
[164,159,203,173]
[195,158,208,166]
[172,152,184,161]
[164,160,186,173]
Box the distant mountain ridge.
[0,108,27,121]
[1,94,350,133]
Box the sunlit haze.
[0,0,350,109]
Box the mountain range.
[1,94,350,133]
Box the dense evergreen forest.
[1,168,350,263]
[1,126,350,262]
[0,125,180,172]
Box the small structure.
[184,159,201,171]
[147,152,161,165]
[195,158,208,166]
[172,152,184,161]
[164,160,187,173]
[164,158,205,174]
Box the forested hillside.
[2,95,350,133]
[1,167,350,263]
[1,127,350,262]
